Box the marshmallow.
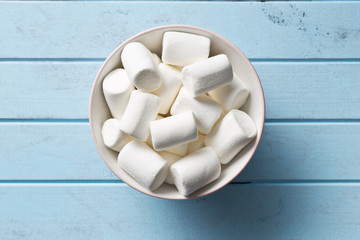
[163,143,189,156]
[120,90,161,141]
[121,42,161,92]
[158,151,182,185]
[102,118,132,152]
[146,115,164,147]
[102,69,134,119]
[171,88,222,134]
[118,140,169,191]
[208,73,250,112]
[187,134,205,154]
[150,111,198,151]
[205,110,257,164]
[152,53,162,65]
[146,115,189,156]
[181,54,233,97]
[170,147,221,196]
[162,31,210,66]
[152,63,182,114]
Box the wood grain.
[0,2,359,59]
[0,62,97,119]
[1,62,359,119]
[0,122,115,180]
[1,122,359,181]
[237,122,360,181]
[0,183,359,240]
[255,62,360,119]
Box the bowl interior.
[90,25,265,199]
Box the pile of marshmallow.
[101,31,257,197]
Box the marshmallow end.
[150,161,170,191]
[102,119,131,152]
[228,88,250,111]
[232,110,257,139]
[133,69,162,92]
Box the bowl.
[89,25,265,200]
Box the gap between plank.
[1,180,360,185]
[0,180,122,184]
[0,0,309,2]
[266,119,360,124]
[0,58,360,63]
[0,58,106,62]
[0,119,89,122]
[250,58,360,63]
[232,180,360,185]
[2,0,359,3]
[0,119,360,124]
[0,119,89,125]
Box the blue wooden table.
[1,1,360,239]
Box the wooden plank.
[0,2,359,58]
[0,62,98,119]
[0,183,359,239]
[256,62,360,119]
[0,122,115,180]
[1,62,359,119]
[1,122,359,181]
[236,122,360,181]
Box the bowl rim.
[89,24,265,200]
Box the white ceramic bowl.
[89,25,265,200]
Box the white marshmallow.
[204,110,257,164]
[171,88,222,134]
[170,147,221,196]
[152,63,182,114]
[158,151,182,185]
[208,73,250,112]
[181,54,233,97]
[146,115,189,156]
[120,90,161,141]
[121,42,161,92]
[102,118,132,152]
[163,143,189,156]
[152,53,162,65]
[187,134,205,154]
[145,115,164,147]
[150,111,198,151]
[118,140,169,191]
[162,31,210,66]
[102,69,134,119]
